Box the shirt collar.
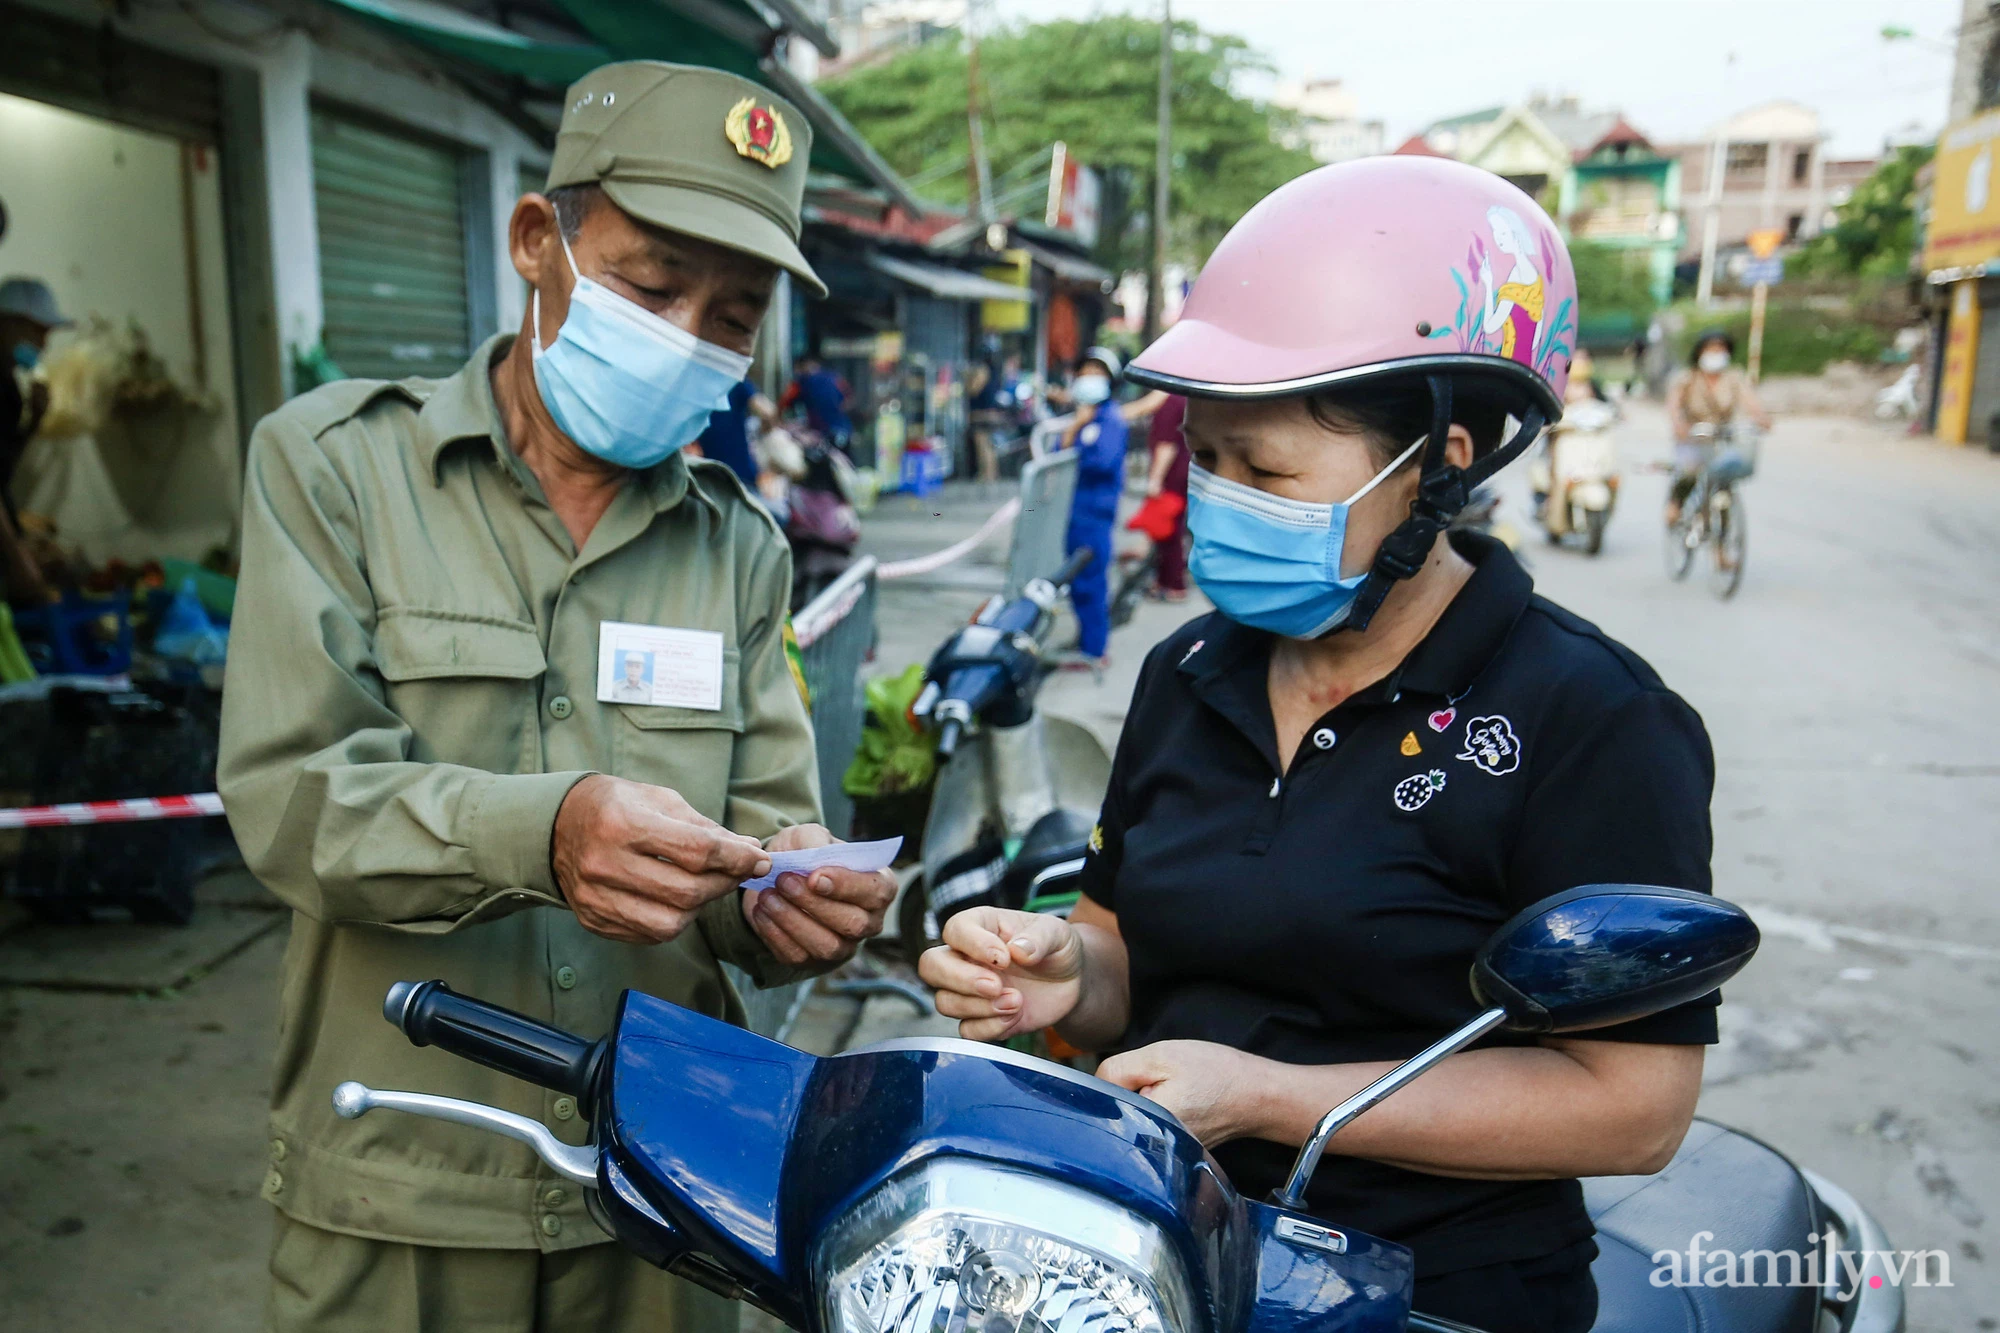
[417,332,715,520]
[1176,530,1533,706]
[1385,532,1533,698]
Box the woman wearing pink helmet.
[920,158,1719,1331]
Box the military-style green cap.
[546,61,826,298]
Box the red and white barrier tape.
[875,497,1020,581]
[0,792,224,830]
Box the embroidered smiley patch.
[1456,714,1522,776]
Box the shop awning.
[311,0,922,211]
[1015,238,1111,286]
[868,253,1036,304]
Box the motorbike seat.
[997,808,1095,908]
[1583,1119,1822,1333]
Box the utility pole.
[1694,132,1725,306]
[965,0,994,222]
[1145,0,1172,345]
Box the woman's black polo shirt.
[1078,532,1718,1278]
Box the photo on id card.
[596,621,725,711]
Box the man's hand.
[1095,1040,1271,1147]
[742,823,896,966]
[917,907,1085,1043]
[554,775,770,944]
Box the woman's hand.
[919,908,1085,1042]
[1096,1040,1271,1146]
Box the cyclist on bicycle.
[1665,330,1769,525]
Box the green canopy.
[312,0,916,205]
[317,0,608,82]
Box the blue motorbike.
[334,885,1903,1332]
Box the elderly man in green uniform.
[218,63,894,1333]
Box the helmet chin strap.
[1336,375,1547,635]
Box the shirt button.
[265,1169,284,1194]
[1312,727,1337,750]
[543,1187,568,1208]
[555,965,577,990]
[270,1138,288,1161]
[552,1096,577,1121]
[548,695,574,720]
[541,1214,563,1238]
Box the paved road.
[1505,404,1999,1330]
[1,407,1991,1330]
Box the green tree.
[821,18,1317,272]
[1788,144,1934,279]
[1570,240,1658,332]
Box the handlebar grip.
[386,980,605,1104]
[1051,548,1094,588]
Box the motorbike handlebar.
[1050,548,1094,590]
[385,980,605,1106]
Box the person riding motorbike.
[1665,329,1769,525]
[919,158,1722,1333]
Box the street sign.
[1746,228,1785,259]
[1742,257,1784,286]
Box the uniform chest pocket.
[612,649,743,821]
[375,611,546,772]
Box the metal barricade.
[1005,447,1078,597]
[725,555,879,1041]
[792,555,878,841]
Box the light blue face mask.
[1071,373,1111,405]
[1187,434,1428,639]
[532,233,753,470]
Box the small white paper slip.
[597,621,725,711]
[740,836,903,892]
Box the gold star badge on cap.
[725,97,793,169]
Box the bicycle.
[1663,422,1758,600]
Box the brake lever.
[333,1081,598,1186]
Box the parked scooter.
[1531,397,1621,555]
[896,549,1111,961]
[776,429,863,612]
[333,884,1906,1332]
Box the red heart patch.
[1428,707,1456,733]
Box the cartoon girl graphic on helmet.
[1478,204,1543,367]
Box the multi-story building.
[1668,101,1877,262]
[1272,78,1385,165]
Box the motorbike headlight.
[818,1159,1199,1333]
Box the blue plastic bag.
[153,577,229,665]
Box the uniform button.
[548,695,574,720]
[552,1096,576,1121]
[554,965,577,991]
[265,1169,284,1193]
[1312,727,1337,750]
[270,1138,288,1161]
[541,1214,563,1237]
[543,1187,568,1208]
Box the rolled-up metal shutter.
[311,107,471,381]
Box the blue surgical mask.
[531,233,753,470]
[1187,434,1427,639]
[1071,373,1111,405]
[12,342,37,371]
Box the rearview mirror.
[1472,885,1759,1034]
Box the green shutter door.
[312,108,470,381]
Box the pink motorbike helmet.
[1128,156,1578,629]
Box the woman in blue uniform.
[1058,347,1128,666]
